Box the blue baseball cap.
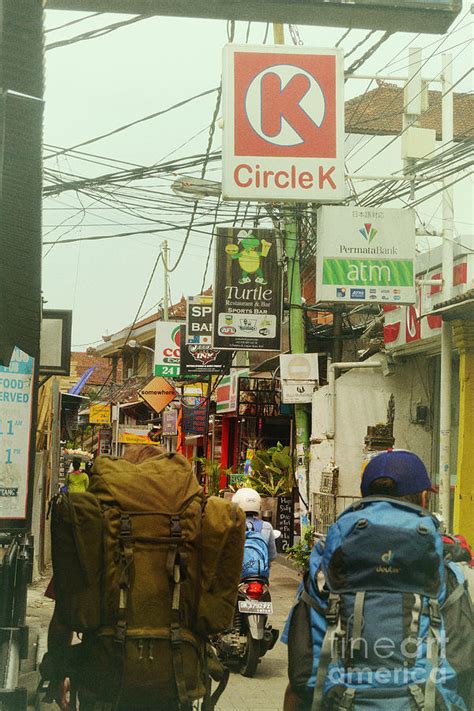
[361,449,432,497]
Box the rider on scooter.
[232,488,278,569]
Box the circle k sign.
[222,45,345,202]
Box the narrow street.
[216,560,300,711]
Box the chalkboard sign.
[277,495,294,552]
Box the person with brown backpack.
[40,445,246,710]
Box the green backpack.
[51,453,245,709]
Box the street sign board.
[213,227,283,351]
[154,321,181,377]
[89,403,111,425]
[281,380,315,404]
[0,348,34,522]
[139,377,176,414]
[186,295,213,345]
[222,45,345,203]
[316,206,416,305]
[280,353,319,382]
[179,326,231,376]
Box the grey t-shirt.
[246,516,278,562]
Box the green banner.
[322,258,413,287]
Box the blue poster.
[0,347,34,520]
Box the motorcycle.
[213,532,280,677]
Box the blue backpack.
[242,518,270,580]
[286,498,471,711]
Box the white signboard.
[0,347,34,520]
[222,45,345,202]
[316,206,416,304]
[280,353,319,382]
[281,380,315,404]
[154,321,181,378]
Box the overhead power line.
[45,87,220,160]
[46,15,149,51]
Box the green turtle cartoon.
[225,230,272,285]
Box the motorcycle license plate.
[238,600,273,615]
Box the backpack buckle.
[114,619,127,644]
[170,623,182,647]
[326,594,340,626]
[429,600,442,628]
[119,514,132,538]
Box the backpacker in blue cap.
[284,497,473,711]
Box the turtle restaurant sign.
[213,227,282,351]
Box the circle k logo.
[245,65,325,147]
[234,51,337,159]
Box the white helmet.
[232,487,261,514]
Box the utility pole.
[272,22,310,528]
[162,240,169,321]
[439,53,454,528]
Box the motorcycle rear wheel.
[240,633,259,678]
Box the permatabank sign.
[222,45,345,202]
[316,206,416,305]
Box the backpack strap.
[408,684,425,710]
[311,593,342,711]
[252,518,263,533]
[168,515,190,708]
[424,599,442,711]
[337,687,355,710]
[115,514,134,644]
[404,594,422,661]
[441,580,466,611]
[351,592,365,652]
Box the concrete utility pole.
[162,240,169,321]
[439,54,454,528]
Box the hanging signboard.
[238,377,281,417]
[154,321,181,377]
[162,409,178,436]
[89,402,111,425]
[98,428,112,455]
[179,326,231,376]
[0,347,34,521]
[316,206,416,305]
[213,227,282,351]
[182,398,209,436]
[222,45,345,202]
[186,295,213,345]
[139,376,177,414]
[216,369,249,414]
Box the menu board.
[276,495,294,552]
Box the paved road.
[216,560,300,711]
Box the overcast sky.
[42,1,473,348]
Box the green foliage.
[286,526,316,575]
[244,442,294,497]
[193,457,223,496]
